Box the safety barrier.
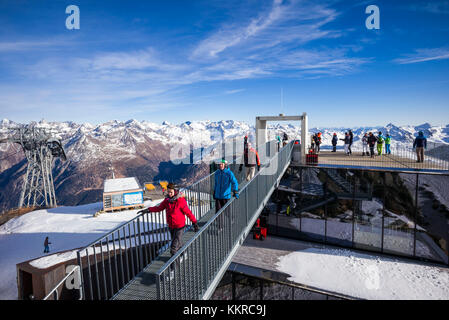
[155,141,294,299]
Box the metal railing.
[73,140,279,300]
[43,265,83,300]
[303,141,449,173]
[155,141,294,300]
[75,174,222,300]
[76,208,172,300]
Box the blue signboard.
[122,191,144,206]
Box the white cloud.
[191,0,341,60]
[0,39,73,52]
[0,1,372,121]
[393,48,449,64]
[224,89,246,95]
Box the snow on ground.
[276,247,449,300]
[0,199,162,300]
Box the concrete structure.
[256,113,308,162]
[103,177,144,212]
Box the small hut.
[103,177,144,212]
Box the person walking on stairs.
[138,183,199,257]
[239,142,261,181]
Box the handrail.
[75,139,282,300]
[155,141,294,299]
[43,265,82,300]
[156,143,291,272]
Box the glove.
[137,208,148,215]
[239,164,243,172]
[233,191,239,199]
[257,165,260,172]
[193,223,199,232]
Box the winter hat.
[167,183,177,190]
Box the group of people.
[330,130,428,161]
[332,130,391,157]
[137,163,240,258]
[276,132,289,151]
[311,132,322,153]
[137,135,264,259]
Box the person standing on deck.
[331,133,338,152]
[348,130,354,155]
[385,134,392,155]
[276,135,281,151]
[340,132,351,156]
[376,132,386,156]
[310,134,316,151]
[138,183,199,256]
[239,142,261,181]
[362,133,369,156]
[314,132,322,153]
[413,131,427,163]
[367,132,377,158]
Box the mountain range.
[1,118,448,212]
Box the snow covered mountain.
[1,118,448,212]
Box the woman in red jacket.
[138,183,199,256]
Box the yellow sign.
[145,183,156,191]
[159,181,168,190]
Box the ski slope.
[0,199,161,300]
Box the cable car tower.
[0,125,67,208]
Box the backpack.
[377,136,384,143]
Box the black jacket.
[340,136,350,144]
[332,136,338,146]
[367,135,377,147]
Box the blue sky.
[1,0,449,128]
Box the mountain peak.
[415,123,431,129]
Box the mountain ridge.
[1,118,448,212]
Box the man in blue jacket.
[413,131,427,163]
[214,159,239,213]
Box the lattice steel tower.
[0,126,66,208]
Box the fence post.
[245,187,249,224]
[413,173,419,257]
[201,233,209,292]
[77,252,85,300]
